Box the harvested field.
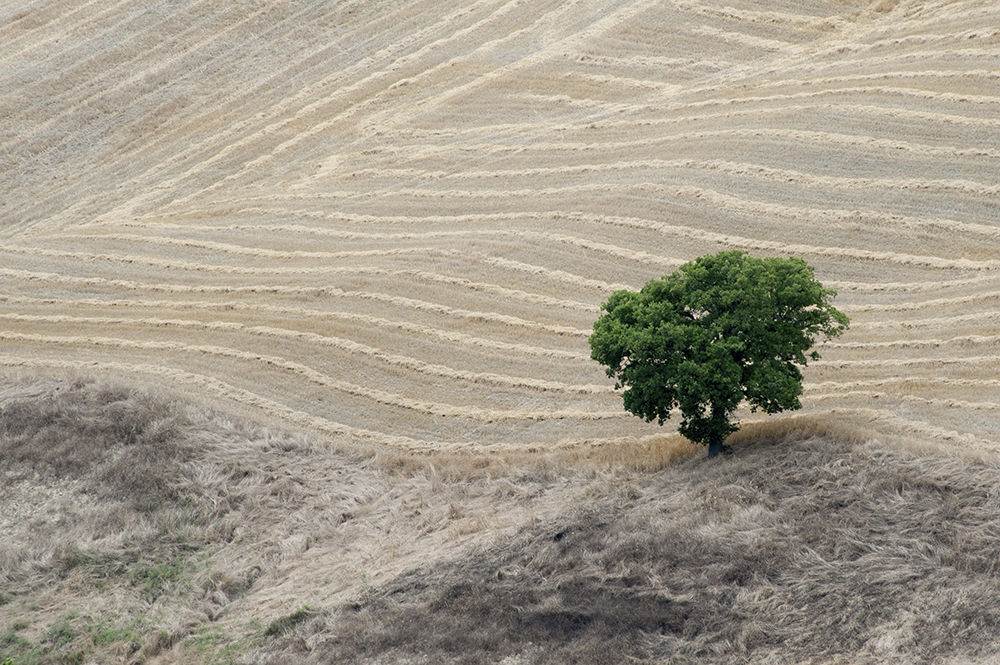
[1,0,999,662]
[2,0,998,451]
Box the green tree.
[589,250,849,458]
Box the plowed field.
[2,0,998,452]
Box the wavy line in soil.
[0,331,622,422]
[0,312,608,394]
[0,292,590,361]
[0,268,592,337]
[0,246,598,312]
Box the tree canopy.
[589,250,849,457]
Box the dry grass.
[0,375,365,664]
[5,377,1000,664]
[258,425,1000,665]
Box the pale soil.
[1,0,998,453]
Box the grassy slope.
[4,378,1000,664]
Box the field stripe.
[849,311,1000,330]
[816,356,1000,370]
[0,312,608,394]
[51,232,635,292]
[826,276,1000,294]
[807,391,1000,412]
[0,268,591,336]
[843,291,1000,312]
[183,204,998,271]
[0,293,589,361]
[436,158,1000,204]
[825,335,1000,350]
[810,378,1000,392]
[0,331,623,421]
[77,220,687,271]
[0,246,598,312]
[587,214,1000,271]
[0,353,428,449]
[334,100,1000,148]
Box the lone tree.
[589,250,849,458]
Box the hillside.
[1,0,999,662]
[2,0,998,450]
[4,378,1000,664]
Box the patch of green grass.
[1,631,30,649]
[44,620,76,648]
[264,606,317,637]
[130,556,187,601]
[92,626,127,646]
[189,629,228,651]
[182,627,248,665]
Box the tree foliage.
[589,251,849,457]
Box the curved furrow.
[251,184,999,262]
[0,0,282,155]
[744,69,1000,95]
[0,268,592,337]
[344,177,999,245]
[73,220,688,271]
[0,332,624,422]
[0,352,429,449]
[87,0,541,220]
[0,312,609,394]
[234,207,993,272]
[309,100,1000,155]
[47,232,634,292]
[848,311,1000,330]
[31,0,519,229]
[629,87,1000,124]
[0,245,599,313]
[355,157,994,204]
[59,232,464,261]
[810,377,1000,393]
[824,335,1000,351]
[586,214,999,271]
[815,356,1000,370]
[166,0,605,207]
[844,291,1000,313]
[0,294,590,361]
[418,126,1000,163]
[805,391,1000,412]
[825,276,1000,294]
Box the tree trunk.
[707,437,726,459]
